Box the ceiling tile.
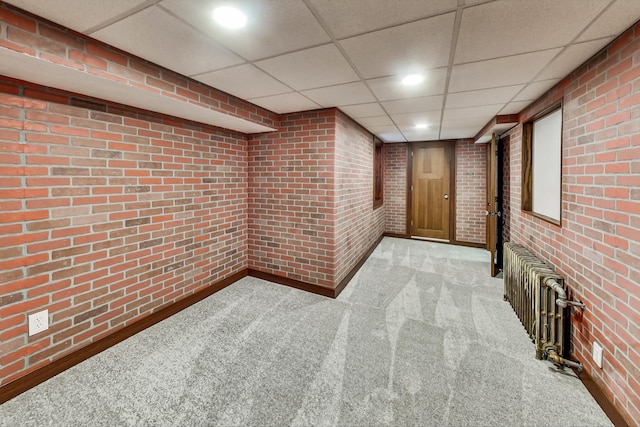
[513,79,562,102]
[499,101,531,115]
[255,44,359,91]
[308,0,457,39]
[301,82,375,107]
[5,0,148,33]
[382,95,443,115]
[378,132,407,143]
[443,105,503,121]
[441,117,491,130]
[577,0,640,42]
[160,0,330,61]
[247,92,321,114]
[390,111,441,126]
[195,64,291,99]
[455,0,610,63]
[366,68,447,101]
[356,116,394,127]
[440,127,479,139]
[93,6,243,76]
[445,85,525,109]
[402,127,441,141]
[340,13,455,79]
[449,49,561,92]
[339,103,386,118]
[536,38,613,81]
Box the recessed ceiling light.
[213,6,247,29]
[415,123,428,129]
[402,74,424,86]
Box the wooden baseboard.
[334,234,384,297]
[577,369,631,427]
[383,233,486,249]
[0,269,247,404]
[247,269,335,298]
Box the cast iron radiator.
[503,242,584,371]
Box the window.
[522,104,562,225]
[373,137,384,209]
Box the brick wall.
[0,80,248,386]
[334,111,385,284]
[504,22,640,425]
[455,140,487,245]
[247,110,336,288]
[383,143,407,235]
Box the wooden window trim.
[373,136,384,210]
[521,101,563,227]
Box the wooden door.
[486,133,498,277]
[410,142,451,240]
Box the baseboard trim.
[334,234,384,297]
[247,269,335,298]
[383,233,486,249]
[577,369,631,427]
[0,269,247,405]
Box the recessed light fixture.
[213,6,247,29]
[415,123,428,129]
[402,74,424,86]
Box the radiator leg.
[542,344,583,372]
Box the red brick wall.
[247,110,336,288]
[383,144,407,235]
[455,140,487,245]
[0,80,248,386]
[334,111,384,284]
[504,22,640,425]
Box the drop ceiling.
[4,0,640,142]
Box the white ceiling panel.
[366,68,447,101]
[443,104,504,121]
[577,0,640,42]
[445,85,525,109]
[382,96,443,115]
[302,82,375,107]
[455,0,610,63]
[402,127,441,142]
[160,0,330,61]
[390,111,441,126]
[356,116,394,127]
[339,103,386,118]
[255,44,358,91]
[196,64,291,99]
[513,79,562,102]
[377,132,407,143]
[536,38,613,81]
[499,101,532,115]
[247,92,321,114]
[93,6,243,76]
[340,13,456,79]
[440,127,481,139]
[449,49,562,92]
[5,0,148,33]
[308,0,457,39]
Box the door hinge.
[411,185,413,192]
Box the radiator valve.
[542,343,583,372]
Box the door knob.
[444,194,449,200]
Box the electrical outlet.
[592,341,603,369]
[28,309,48,336]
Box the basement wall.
[504,21,640,426]
[383,143,407,235]
[0,80,249,386]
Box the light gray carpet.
[0,238,612,426]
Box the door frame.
[406,140,456,241]
[485,133,505,277]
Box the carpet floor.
[0,237,612,426]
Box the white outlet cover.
[592,341,603,369]
[28,309,49,336]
